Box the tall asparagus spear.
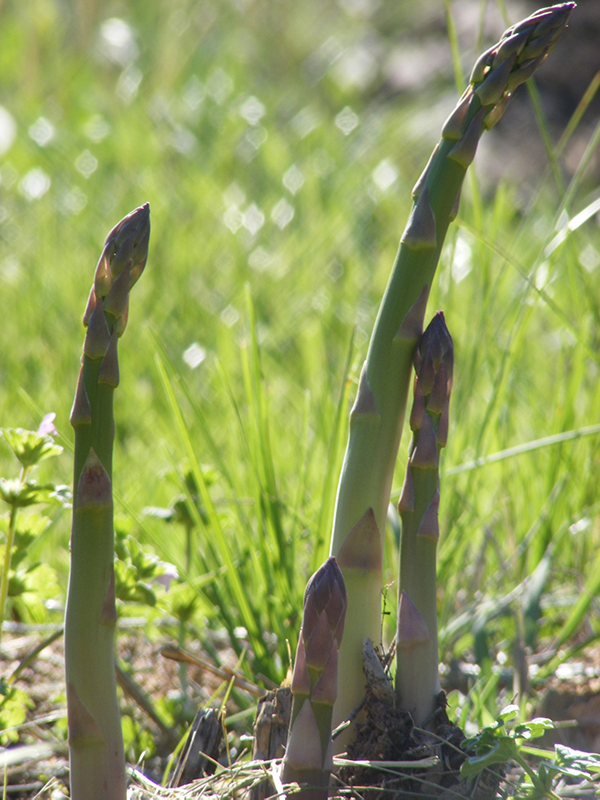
[329,4,574,744]
[64,204,150,800]
[282,557,347,800]
[396,313,453,726]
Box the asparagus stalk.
[282,557,347,800]
[328,3,574,743]
[64,204,150,800]
[396,312,453,726]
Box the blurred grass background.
[1,0,600,728]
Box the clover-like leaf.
[498,703,520,722]
[114,559,158,606]
[1,427,62,469]
[0,479,66,508]
[554,744,600,776]
[514,717,554,740]
[113,532,178,606]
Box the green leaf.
[0,479,70,508]
[143,505,176,523]
[554,744,600,775]
[0,427,62,469]
[114,533,178,606]
[462,704,562,793]
[514,718,554,740]
[49,484,72,508]
[8,563,60,623]
[534,761,560,791]
[0,686,33,744]
[164,581,200,624]
[461,738,520,779]
[498,704,520,722]
[0,478,26,505]
[114,559,157,605]
[463,717,505,751]
[0,512,51,567]
[13,514,52,563]
[15,511,52,538]
[7,571,27,599]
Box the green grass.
[2,0,600,773]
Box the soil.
[339,690,501,799]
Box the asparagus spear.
[396,312,453,726]
[64,204,150,800]
[329,3,574,743]
[282,557,347,800]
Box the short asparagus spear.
[64,204,150,800]
[396,312,453,727]
[329,4,574,743]
[282,557,347,800]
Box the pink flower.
[38,413,57,437]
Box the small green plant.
[114,526,178,606]
[0,415,69,635]
[462,704,558,798]
[462,705,600,796]
[0,417,68,755]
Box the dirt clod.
[338,679,502,799]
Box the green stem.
[64,203,150,800]
[514,752,561,800]
[396,313,452,726]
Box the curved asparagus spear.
[282,557,347,800]
[396,312,453,726]
[329,3,574,744]
[64,204,150,800]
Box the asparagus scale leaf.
[328,4,574,746]
[64,204,150,800]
